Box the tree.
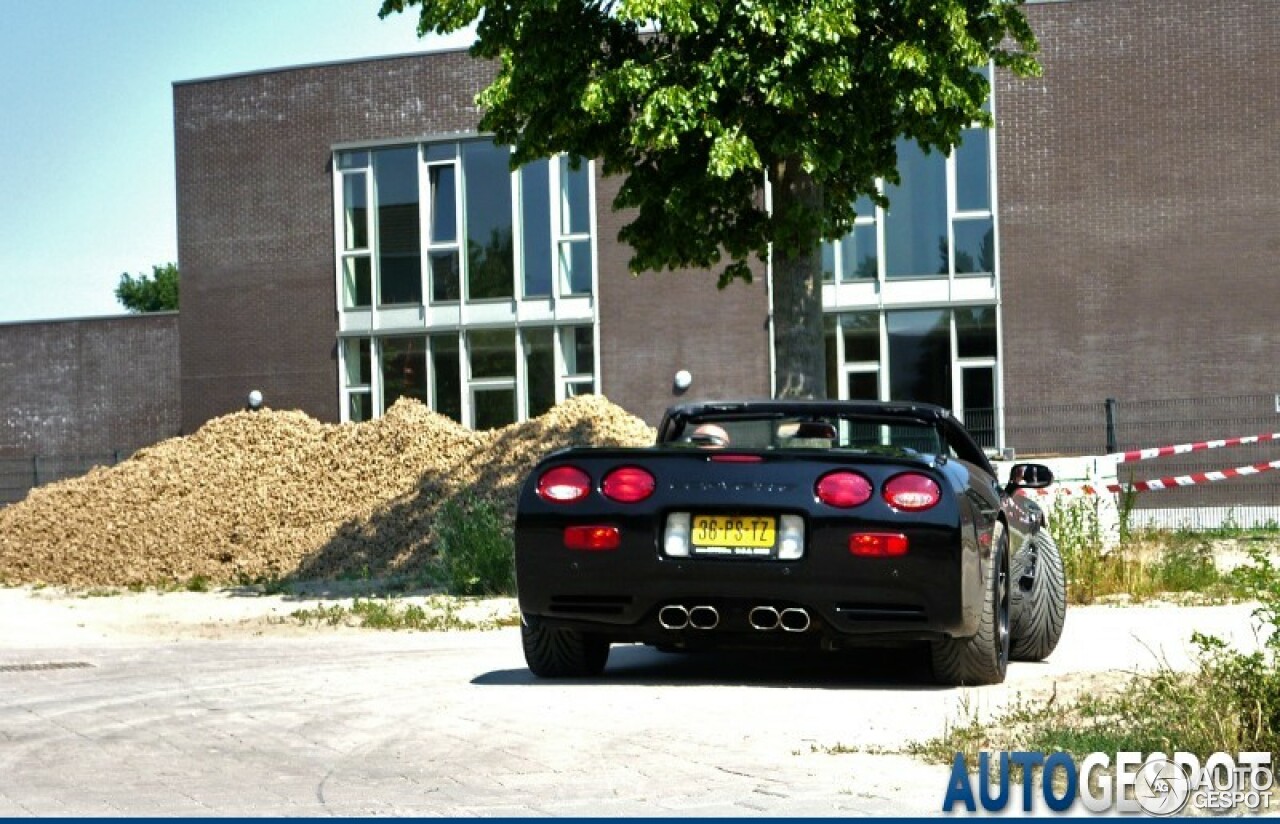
[380,0,1038,397]
[115,262,179,313]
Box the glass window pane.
[524,328,555,418]
[343,172,368,250]
[840,223,878,281]
[824,315,838,398]
[379,254,421,305]
[842,311,880,362]
[520,159,552,297]
[884,140,947,279]
[953,219,994,275]
[348,392,372,422]
[430,250,460,303]
[342,256,371,308]
[565,326,593,376]
[962,367,996,448]
[561,156,591,235]
[343,338,371,386]
[474,388,516,430]
[463,142,514,300]
[430,334,461,422]
[565,381,592,398]
[847,371,879,401]
[821,241,835,284]
[337,151,368,170]
[561,240,592,295]
[469,329,516,379]
[956,305,998,358]
[887,309,951,407]
[381,336,428,410]
[429,165,457,243]
[375,147,422,305]
[955,128,991,212]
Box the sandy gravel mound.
[0,395,654,587]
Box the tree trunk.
[771,157,827,399]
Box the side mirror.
[1008,463,1054,489]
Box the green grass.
[905,546,1280,766]
[286,594,519,632]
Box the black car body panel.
[514,400,1048,652]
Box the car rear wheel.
[1010,529,1066,662]
[930,523,1010,686]
[521,614,610,677]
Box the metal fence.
[0,453,122,506]
[988,393,1280,529]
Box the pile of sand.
[0,395,654,587]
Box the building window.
[824,306,1001,448]
[334,139,598,429]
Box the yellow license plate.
[691,515,776,548]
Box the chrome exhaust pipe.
[779,607,811,633]
[659,605,690,630]
[749,606,780,631]
[688,605,719,630]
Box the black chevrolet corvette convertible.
[514,400,1066,685]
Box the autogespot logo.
[942,751,1273,815]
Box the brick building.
[158,0,1276,450]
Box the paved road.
[0,591,1263,816]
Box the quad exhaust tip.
[688,605,719,630]
[749,605,781,631]
[659,605,689,630]
[660,604,719,630]
[779,607,811,633]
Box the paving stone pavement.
[0,593,1262,816]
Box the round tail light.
[602,466,656,503]
[882,473,942,511]
[536,466,591,504]
[815,470,873,508]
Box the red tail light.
[882,473,942,511]
[536,466,591,504]
[849,532,909,557]
[564,525,621,550]
[815,470,873,508]
[710,454,763,463]
[601,466,656,503]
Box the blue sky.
[0,0,471,323]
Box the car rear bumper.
[516,519,984,646]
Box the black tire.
[521,614,610,678]
[1010,529,1066,662]
[931,523,1010,686]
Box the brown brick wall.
[997,0,1280,409]
[174,51,494,431]
[0,313,181,458]
[595,173,772,425]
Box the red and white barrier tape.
[1109,432,1280,463]
[1022,459,1280,497]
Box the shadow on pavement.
[472,642,947,691]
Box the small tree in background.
[115,262,179,313]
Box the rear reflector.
[815,470,873,508]
[536,466,591,504]
[710,454,764,463]
[882,473,942,511]
[849,532,909,557]
[601,466,656,503]
[564,525,621,551]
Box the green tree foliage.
[115,262,179,313]
[380,0,1038,397]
